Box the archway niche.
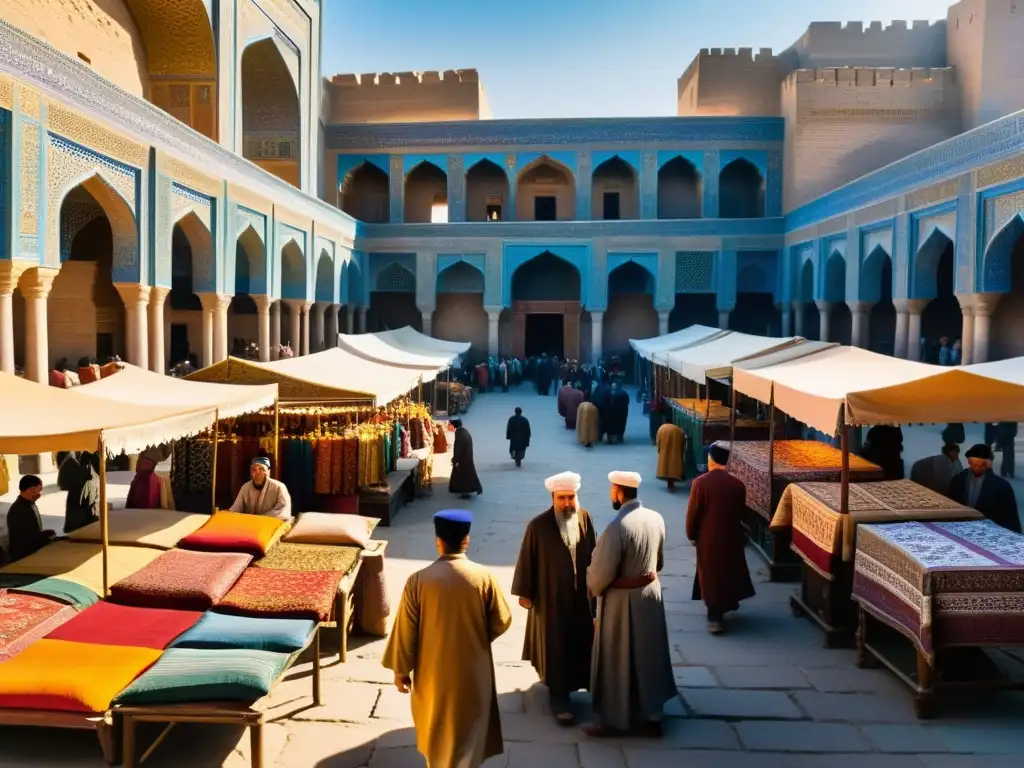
[241,38,300,187]
[990,216,1024,360]
[510,252,582,359]
[404,162,448,224]
[228,226,266,357]
[719,158,765,219]
[591,156,638,220]
[823,252,851,345]
[167,213,213,366]
[516,158,575,222]
[605,261,656,374]
[862,246,896,355]
[915,230,962,362]
[434,262,487,357]
[734,263,778,335]
[658,156,702,219]
[340,163,389,222]
[799,259,820,341]
[369,262,420,332]
[466,160,509,222]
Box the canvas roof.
[76,364,277,420]
[375,326,471,357]
[629,325,728,364]
[0,371,217,455]
[733,346,1024,435]
[337,332,457,371]
[663,333,803,384]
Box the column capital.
[814,300,833,313]
[971,292,1002,317]
[847,300,875,315]
[590,310,604,321]
[791,300,803,313]
[893,298,930,315]
[150,285,171,303]
[485,308,502,320]
[252,294,274,314]
[113,283,151,307]
[0,261,30,294]
[198,292,231,312]
[18,267,59,299]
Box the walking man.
[383,509,512,768]
[512,471,597,725]
[585,471,676,738]
[506,407,531,468]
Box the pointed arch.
[912,229,954,300]
[511,251,581,302]
[241,38,300,188]
[824,251,846,303]
[592,155,638,220]
[437,260,485,293]
[860,245,892,303]
[280,240,307,300]
[466,159,509,222]
[516,156,575,222]
[340,162,390,222]
[608,260,654,295]
[57,173,139,272]
[347,259,365,305]
[236,225,267,296]
[174,210,214,294]
[799,258,815,302]
[719,158,765,219]
[982,213,1024,293]
[658,156,702,219]
[315,250,335,302]
[404,161,448,224]
[375,262,417,293]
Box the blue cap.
[251,456,271,469]
[434,509,473,524]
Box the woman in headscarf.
[64,451,100,533]
[125,449,163,510]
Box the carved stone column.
[590,311,603,363]
[346,306,355,335]
[0,261,27,375]
[283,299,303,355]
[301,301,313,355]
[658,311,670,337]
[311,302,328,352]
[958,297,975,365]
[19,268,58,385]
[778,303,792,337]
[114,283,150,370]
[356,307,367,334]
[902,299,930,361]
[815,301,832,343]
[148,286,169,373]
[421,310,433,338]
[487,309,501,357]
[270,300,281,359]
[197,293,223,368]
[253,295,273,363]
[324,304,340,348]
[848,301,875,349]
[718,310,731,331]
[791,301,804,337]
[971,292,1002,364]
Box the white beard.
[557,509,581,549]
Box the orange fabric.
[178,511,288,556]
[0,639,160,712]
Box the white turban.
[608,470,642,489]
[545,471,582,493]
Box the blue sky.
[322,0,954,118]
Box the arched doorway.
[862,246,896,355]
[313,251,334,351]
[340,162,389,222]
[465,160,509,222]
[370,262,420,332]
[824,252,851,345]
[734,263,778,335]
[605,261,656,375]
[510,252,582,359]
[658,156,702,219]
[799,259,820,341]
[989,215,1024,360]
[516,157,575,222]
[591,156,638,220]
[719,159,765,219]
[914,230,961,363]
[228,226,265,358]
[129,0,218,140]
[167,213,212,367]
[241,39,300,187]
[434,261,487,359]
[404,162,448,223]
[279,241,306,351]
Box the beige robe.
[656,422,685,481]
[577,401,599,445]
[383,554,512,768]
[228,478,292,520]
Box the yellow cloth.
[180,510,289,556]
[576,402,599,445]
[0,638,161,713]
[157,472,175,510]
[771,480,982,564]
[67,509,210,550]
[382,555,511,768]
[0,542,163,596]
[655,423,686,481]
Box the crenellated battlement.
[785,20,948,70]
[329,69,480,87]
[783,66,956,91]
[697,47,776,62]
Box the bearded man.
[511,471,598,726]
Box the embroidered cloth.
[0,590,74,661]
[109,549,252,611]
[216,567,344,622]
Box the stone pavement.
[4,388,1024,767]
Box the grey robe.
[229,478,292,521]
[587,498,676,730]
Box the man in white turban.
[585,470,675,738]
[511,471,598,726]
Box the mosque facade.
[1,0,1024,381]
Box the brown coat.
[576,402,599,445]
[656,423,685,481]
[685,469,755,614]
[511,508,597,694]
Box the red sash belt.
[609,572,657,590]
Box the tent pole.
[767,389,776,486]
[840,406,850,516]
[418,377,423,404]
[729,377,737,446]
[99,437,109,597]
[446,366,451,416]
[210,409,220,512]
[273,399,280,480]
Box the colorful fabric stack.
[46,602,203,650]
[0,590,76,661]
[771,480,982,577]
[0,542,163,598]
[109,549,252,611]
[178,511,288,557]
[853,520,1024,659]
[727,440,885,518]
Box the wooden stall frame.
[0,710,119,765]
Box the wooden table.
[358,469,413,526]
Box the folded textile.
[178,511,289,557]
[0,576,100,611]
[254,542,361,574]
[0,542,163,598]
[169,612,316,653]
[109,549,252,611]
[284,512,377,548]
[67,509,209,550]
[46,601,202,650]
[0,590,75,661]
[216,567,343,622]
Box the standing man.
[383,510,512,768]
[511,471,597,726]
[685,442,755,634]
[655,421,686,491]
[450,419,484,498]
[586,471,676,738]
[949,444,1021,533]
[506,407,532,468]
[910,443,962,497]
[557,381,584,430]
[5,475,55,563]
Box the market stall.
[629,324,727,397]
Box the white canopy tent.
[265,348,427,404]
[75,364,278,420]
[664,333,803,385]
[374,326,471,359]
[337,332,457,371]
[629,325,727,364]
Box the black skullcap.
[708,441,731,466]
[965,444,994,461]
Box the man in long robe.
[511,471,597,725]
[383,509,512,768]
[586,471,676,738]
[949,444,1021,533]
[590,379,612,441]
[576,401,599,448]
[506,407,531,468]
[557,383,584,430]
[449,419,483,498]
[686,442,755,634]
[656,422,686,491]
[910,443,962,497]
[229,456,292,520]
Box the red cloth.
[216,567,343,622]
[49,370,67,388]
[46,602,202,650]
[109,549,252,611]
[78,365,101,384]
[126,469,162,510]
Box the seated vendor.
[6,475,56,563]
[229,457,292,521]
[125,448,163,510]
